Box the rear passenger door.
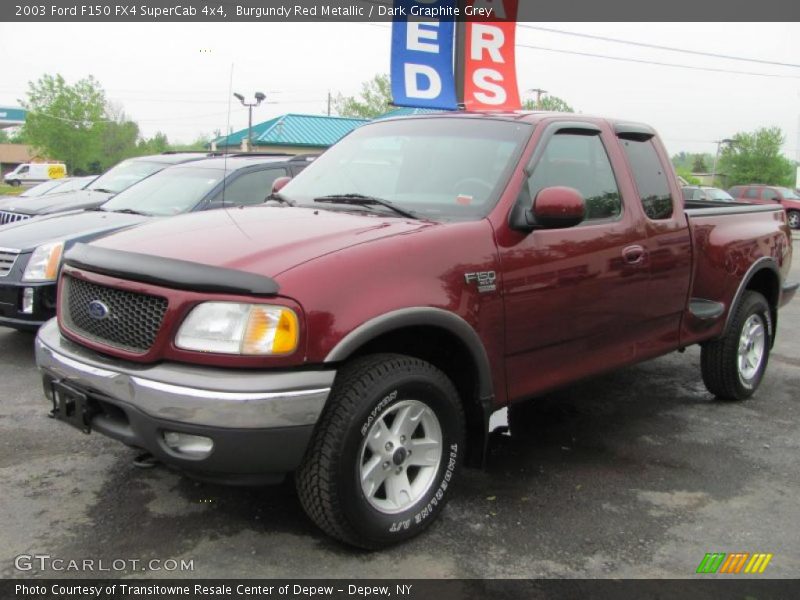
[617,131,692,346]
[498,122,652,399]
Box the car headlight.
[175,302,299,355]
[22,241,64,282]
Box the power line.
[515,42,800,80]
[517,25,800,69]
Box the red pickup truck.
[36,113,796,549]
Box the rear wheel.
[701,291,772,400]
[8,180,20,187]
[787,210,800,230]
[296,354,465,549]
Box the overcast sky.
[1,21,798,159]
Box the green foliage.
[675,167,701,185]
[20,74,108,173]
[718,127,795,187]
[523,95,574,112]
[167,134,210,152]
[0,130,8,143]
[671,152,714,173]
[692,155,707,172]
[0,184,24,196]
[332,74,392,119]
[138,132,171,154]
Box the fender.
[722,256,781,338]
[324,307,495,460]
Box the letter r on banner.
[390,0,458,109]
[463,0,521,111]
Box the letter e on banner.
[463,0,521,111]
[390,0,458,109]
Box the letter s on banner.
[463,0,521,111]
[390,0,458,109]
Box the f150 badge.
[464,271,497,293]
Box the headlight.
[22,241,64,282]
[175,302,299,355]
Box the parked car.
[0,153,216,227]
[0,154,313,331]
[3,162,66,186]
[728,184,800,229]
[0,176,97,202]
[37,114,796,549]
[682,185,735,203]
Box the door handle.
[622,245,646,265]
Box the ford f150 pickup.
[35,113,796,549]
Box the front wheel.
[787,210,800,230]
[701,291,772,400]
[8,180,20,187]
[296,354,465,549]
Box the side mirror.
[272,176,292,194]
[512,186,585,231]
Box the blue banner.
[390,0,458,110]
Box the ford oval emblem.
[87,300,110,320]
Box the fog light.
[22,287,35,314]
[163,431,214,458]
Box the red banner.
[463,0,521,111]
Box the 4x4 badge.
[464,271,497,293]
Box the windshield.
[281,117,532,221]
[777,187,800,199]
[20,179,66,197]
[101,166,224,216]
[87,159,165,194]
[706,188,734,201]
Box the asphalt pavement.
[1,240,798,579]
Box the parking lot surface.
[2,239,798,579]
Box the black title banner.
[4,579,800,600]
[3,0,800,22]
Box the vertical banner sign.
[463,0,521,111]
[390,0,458,110]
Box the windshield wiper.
[90,188,117,194]
[107,208,147,215]
[314,194,419,219]
[264,192,295,206]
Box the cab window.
[215,168,288,206]
[619,138,673,219]
[527,133,622,221]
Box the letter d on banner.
[463,0,521,111]
[391,0,458,109]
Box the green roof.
[215,113,368,148]
[0,106,26,129]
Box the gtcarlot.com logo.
[14,553,194,572]
[696,552,773,574]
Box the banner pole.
[454,0,467,109]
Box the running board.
[689,298,726,320]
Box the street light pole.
[526,88,548,108]
[233,91,266,152]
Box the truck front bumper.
[35,319,335,484]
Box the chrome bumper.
[35,318,334,429]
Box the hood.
[0,209,149,252]
[92,206,434,278]
[0,189,112,216]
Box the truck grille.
[0,248,20,277]
[0,211,31,226]
[61,275,168,353]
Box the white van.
[3,162,67,186]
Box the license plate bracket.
[50,381,96,434]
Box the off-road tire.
[296,353,465,549]
[701,291,772,401]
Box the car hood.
[0,210,150,252]
[91,206,434,279]
[0,189,112,215]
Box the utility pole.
[327,90,331,117]
[712,138,733,187]
[527,88,548,108]
[233,91,266,151]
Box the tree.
[20,74,108,173]
[0,130,8,143]
[137,131,171,154]
[692,155,708,172]
[718,127,795,187]
[332,74,392,119]
[523,95,574,112]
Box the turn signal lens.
[242,306,298,355]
